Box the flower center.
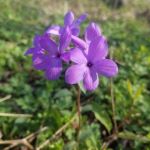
[87,62,93,68]
[56,52,61,58]
[42,49,49,55]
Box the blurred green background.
[0,0,150,149]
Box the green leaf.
[79,124,101,149]
[133,84,144,101]
[92,102,112,132]
[126,80,132,97]
[81,104,93,113]
[118,131,150,143]
[54,89,72,109]
[64,141,77,150]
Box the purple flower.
[46,11,87,36]
[25,27,71,80]
[25,11,119,91]
[45,27,71,80]
[65,36,118,91]
[25,34,58,70]
[71,22,102,50]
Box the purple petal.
[61,52,70,63]
[33,35,42,47]
[83,68,99,91]
[45,58,62,80]
[73,13,87,26]
[46,25,62,35]
[88,36,108,63]
[40,35,58,56]
[65,64,86,84]
[85,22,101,43]
[64,11,74,26]
[95,59,118,77]
[70,48,87,64]
[71,35,87,50]
[71,27,80,36]
[59,27,71,52]
[32,54,48,70]
[24,48,36,55]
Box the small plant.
[25,11,118,148]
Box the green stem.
[76,85,81,142]
[110,47,118,134]
[110,78,118,134]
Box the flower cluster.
[25,11,118,91]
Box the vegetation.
[0,0,150,149]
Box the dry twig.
[0,126,48,150]
[0,95,11,103]
[0,113,32,118]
